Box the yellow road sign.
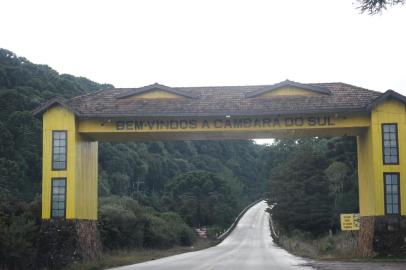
[340,213,360,231]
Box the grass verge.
[64,239,215,270]
[276,230,406,261]
[276,230,359,259]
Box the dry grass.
[64,239,215,270]
[277,231,358,259]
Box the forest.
[0,48,358,269]
[263,137,359,235]
[0,49,265,269]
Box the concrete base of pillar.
[37,219,102,269]
[357,216,406,257]
[357,216,375,257]
[373,216,406,256]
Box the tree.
[358,0,405,14]
[98,196,195,249]
[166,171,237,228]
[325,161,348,200]
[268,142,333,235]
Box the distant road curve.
[111,201,312,270]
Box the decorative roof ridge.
[244,80,331,98]
[115,83,198,99]
[366,89,406,110]
[76,82,381,94]
[32,97,79,116]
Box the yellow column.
[357,127,378,216]
[42,106,98,220]
[75,133,98,220]
[357,99,406,217]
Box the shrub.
[98,196,196,250]
[160,212,196,246]
[99,196,145,249]
[143,213,173,248]
[0,197,40,270]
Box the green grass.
[64,239,215,270]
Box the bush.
[143,213,173,248]
[0,216,38,269]
[99,204,145,249]
[98,196,195,250]
[160,212,196,246]
[0,197,40,270]
[179,227,195,246]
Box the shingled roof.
[34,81,396,118]
[245,80,331,98]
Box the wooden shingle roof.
[116,83,198,99]
[34,81,399,118]
[245,80,331,97]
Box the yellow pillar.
[42,106,98,220]
[356,99,406,256]
[357,99,406,218]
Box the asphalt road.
[112,201,312,270]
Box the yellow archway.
[34,80,406,256]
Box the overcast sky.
[1,0,406,143]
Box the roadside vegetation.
[64,238,215,270]
[276,230,358,259]
[262,138,360,259]
[0,49,265,269]
[276,230,406,261]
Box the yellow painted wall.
[79,114,370,135]
[42,106,98,220]
[357,128,377,215]
[75,134,98,220]
[127,90,185,99]
[357,99,406,216]
[256,87,324,97]
[42,106,77,219]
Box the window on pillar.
[382,124,399,165]
[51,178,66,218]
[52,130,67,170]
[384,173,400,215]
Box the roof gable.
[32,97,78,116]
[245,80,330,98]
[366,89,406,110]
[115,83,198,99]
